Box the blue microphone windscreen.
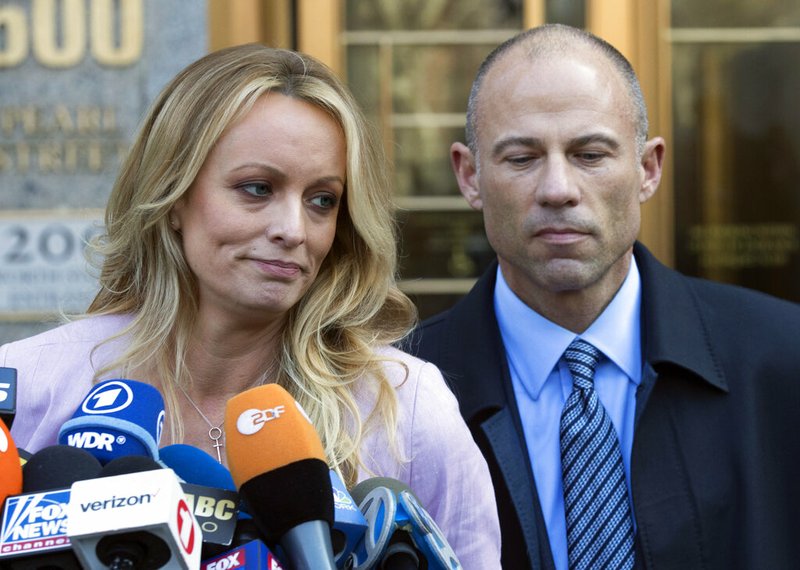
[57,378,165,464]
[159,444,236,491]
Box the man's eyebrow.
[570,133,620,150]
[491,136,544,159]
[491,133,621,159]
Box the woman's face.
[171,93,346,324]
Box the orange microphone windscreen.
[1,418,22,504]
[224,384,326,488]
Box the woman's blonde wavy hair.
[86,44,417,485]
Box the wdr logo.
[80,381,134,414]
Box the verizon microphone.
[352,478,462,570]
[159,444,241,558]
[0,368,16,429]
[58,378,165,464]
[0,446,102,569]
[67,467,201,569]
[201,539,285,570]
[329,469,368,569]
[225,384,336,570]
[1,419,22,506]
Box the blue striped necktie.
[560,339,635,569]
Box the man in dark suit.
[407,24,800,569]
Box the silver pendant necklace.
[178,384,225,463]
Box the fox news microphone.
[201,539,286,570]
[350,478,462,570]
[0,445,103,569]
[225,384,337,570]
[0,368,16,429]
[66,460,201,569]
[159,444,241,558]
[58,378,166,464]
[0,419,22,506]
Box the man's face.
[454,47,662,314]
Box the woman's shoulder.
[2,314,131,350]
[373,345,458,403]
[0,314,133,368]
[375,345,443,384]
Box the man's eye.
[507,155,534,166]
[575,152,605,162]
[240,182,271,197]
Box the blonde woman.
[3,44,501,566]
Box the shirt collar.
[494,257,642,400]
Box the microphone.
[66,462,202,569]
[159,444,236,490]
[0,445,102,569]
[99,454,165,477]
[58,378,166,464]
[1,419,22,507]
[159,444,241,558]
[350,478,463,570]
[0,368,17,429]
[201,539,286,570]
[328,469,368,569]
[347,480,401,569]
[225,384,337,570]
[21,445,104,493]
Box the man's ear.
[450,142,483,210]
[639,136,665,204]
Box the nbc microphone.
[328,469,368,569]
[225,384,337,570]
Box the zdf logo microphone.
[235,400,314,436]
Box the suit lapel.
[481,409,546,570]
[442,263,549,569]
[632,243,724,569]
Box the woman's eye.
[310,194,338,209]
[240,182,271,197]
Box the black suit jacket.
[406,243,800,569]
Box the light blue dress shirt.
[494,258,642,570]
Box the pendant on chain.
[208,426,224,463]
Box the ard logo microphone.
[58,379,165,464]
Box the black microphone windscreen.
[239,457,334,543]
[21,444,103,492]
[99,455,164,477]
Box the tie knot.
[564,339,601,388]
